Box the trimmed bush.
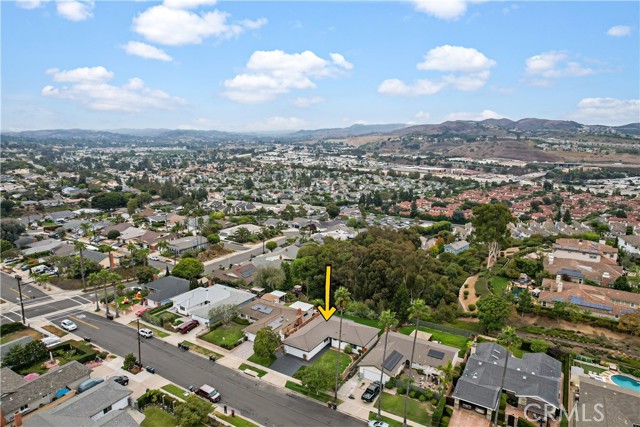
[441,416,450,427]
[397,386,406,395]
[0,322,26,336]
[418,394,427,402]
[432,397,446,426]
[468,303,476,311]
[384,380,395,389]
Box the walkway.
[458,275,479,312]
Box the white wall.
[619,239,640,256]
[284,340,328,361]
[246,332,256,342]
[360,366,389,383]
[90,396,129,422]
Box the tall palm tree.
[80,222,91,239]
[88,271,102,311]
[403,299,430,427]
[333,286,351,405]
[377,310,398,420]
[498,326,522,352]
[438,359,455,394]
[74,241,87,291]
[110,272,123,318]
[127,242,138,276]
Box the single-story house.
[261,290,287,304]
[143,276,191,307]
[444,240,470,255]
[167,236,209,255]
[575,376,640,427]
[81,250,114,270]
[0,361,91,425]
[358,331,459,383]
[22,240,63,257]
[283,317,379,361]
[251,245,300,269]
[23,379,136,427]
[219,224,263,240]
[210,264,257,285]
[240,301,303,342]
[170,284,255,325]
[452,343,562,421]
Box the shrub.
[432,397,446,426]
[99,351,108,359]
[463,290,469,297]
[430,398,438,406]
[441,416,450,427]
[409,390,417,398]
[397,386,406,395]
[344,344,352,354]
[468,303,476,311]
[418,394,427,402]
[233,317,250,326]
[0,322,26,336]
[384,380,395,389]
[464,284,469,289]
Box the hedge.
[0,322,26,336]
[142,302,174,325]
[432,397,446,427]
[518,417,537,427]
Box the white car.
[150,255,159,261]
[139,328,153,338]
[368,421,390,427]
[60,319,77,331]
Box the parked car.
[368,421,390,427]
[20,264,31,271]
[177,320,199,334]
[195,384,221,403]
[77,378,104,394]
[139,328,153,338]
[361,381,381,403]
[111,375,129,386]
[60,319,78,331]
[149,255,159,261]
[135,307,152,317]
[41,336,61,348]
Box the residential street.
[66,312,363,427]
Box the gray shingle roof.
[284,317,379,352]
[53,380,131,418]
[576,376,640,427]
[144,276,190,303]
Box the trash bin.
[209,355,216,362]
[84,337,91,342]
[332,403,337,410]
[106,313,114,320]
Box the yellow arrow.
[317,265,336,321]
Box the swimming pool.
[611,375,640,392]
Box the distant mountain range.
[2,119,639,144]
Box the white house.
[618,235,640,257]
[219,224,263,239]
[171,284,255,325]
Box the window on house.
[19,404,29,412]
[103,405,112,414]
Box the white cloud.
[568,97,640,126]
[249,116,308,131]
[414,111,431,122]
[16,0,45,10]
[330,53,353,70]
[411,0,484,20]
[607,25,631,37]
[378,78,445,96]
[56,0,94,21]
[293,96,324,107]
[380,45,494,96]
[417,45,495,72]
[444,109,507,121]
[122,41,173,62]
[222,50,352,103]
[132,2,266,46]
[42,65,185,112]
[525,51,608,86]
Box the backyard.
[200,323,245,348]
[140,407,177,427]
[379,391,432,426]
[293,349,352,380]
[398,326,469,350]
[489,276,510,295]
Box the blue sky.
[2,0,639,131]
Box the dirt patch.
[459,275,479,312]
[43,324,68,337]
[0,327,43,344]
[197,245,233,262]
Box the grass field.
[181,340,223,359]
[128,321,169,338]
[446,320,484,334]
[489,276,510,295]
[574,361,606,375]
[216,412,258,427]
[368,412,403,427]
[293,350,351,380]
[239,363,267,378]
[285,381,338,404]
[0,327,42,344]
[475,275,490,297]
[399,326,469,350]
[161,384,186,399]
[342,314,382,329]
[141,407,177,427]
[379,391,432,426]
[248,353,276,367]
[200,323,245,347]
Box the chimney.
[109,252,115,269]
[557,279,563,293]
[13,412,22,427]
[548,254,554,265]
[556,274,562,284]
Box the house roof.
[0,367,25,393]
[242,301,301,336]
[50,380,132,419]
[452,343,562,411]
[81,250,109,264]
[144,276,190,303]
[544,257,623,284]
[446,240,469,251]
[24,407,139,427]
[0,361,91,416]
[619,234,640,248]
[283,317,379,352]
[167,235,208,250]
[288,301,315,312]
[576,376,640,427]
[171,284,255,316]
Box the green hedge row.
[0,322,26,336]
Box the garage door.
[360,367,384,382]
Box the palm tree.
[80,222,91,239]
[438,359,455,394]
[109,272,123,318]
[127,242,138,276]
[74,241,87,291]
[403,299,430,427]
[498,326,522,352]
[157,240,169,256]
[88,271,103,311]
[333,286,351,405]
[377,310,398,420]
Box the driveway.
[270,345,330,377]
[232,340,254,360]
[449,409,491,427]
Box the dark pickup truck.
[361,381,381,402]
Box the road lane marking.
[9,288,20,295]
[70,315,100,330]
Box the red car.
[135,307,152,317]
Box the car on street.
[368,421,390,427]
[111,375,129,386]
[139,328,153,338]
[60,319,78,331]
[195,384,221,403]
[361,381,381,403]
[149,255,159,261]
[135,307,152,317]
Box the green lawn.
[285,381,339,404]
[399,326,469,350]
[489,276,510,295]
[368,412,403,427]
[239,363,267,378]
[379,391,432,426]
[141,407,177,427]
[293,350,351,380]
[200,323,245,347]
[475,276,490,296]
[153,310,181,322]
[574,361,606,374]
[248,353,276,367]
[161,383,187,399]
[128,321,169,338]
[446,320,484,334]
[216,412,258,427]
[181,340,223,359]
[342,314,382,329]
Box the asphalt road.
[0,271,51,306]
[76,312,362,427]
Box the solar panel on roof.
[428,349,445,360]
[568,295,612,311]
[259,307,273,314]
[382,350,404,371]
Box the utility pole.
[137,318,142,365]
[14,275,26,325]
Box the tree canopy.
[253,327,281,360]
[172,258,204,281]
[477,294,511,332]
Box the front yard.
[379,391,432,426]
[247,353,277,367]
[293,349,352,380]
[200,323,245,348]
[0,327,42,345]
[141,406,177,427]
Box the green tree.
[107,229,121,240]
[206,233,220,244]
[393,283,410,323]
[136,265,157,284]
[207,304,239,325]
[326,203,340,219]
[301,363,333,395]
[498,326,522,352]
[174,394,212,427]
[517,288,533,314]
[376,310,398,419]
[74,241,87,291]
[233,227,251,243]
[253,266,286,292]
[477,294,511,332]
[562,209,572,223]
[333,286,351,404]
[617,313,640,336]
[253,326,281,360]
[471,203,514,267]
[91,192,127,210]
[0,239,13,253]
[530,339,549,353]
[0,219,26,243]
[613,276,631,291]
[172,258,204,282]
[403,299,430,427]
[266,241,278,252]
[123,353,136,370]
